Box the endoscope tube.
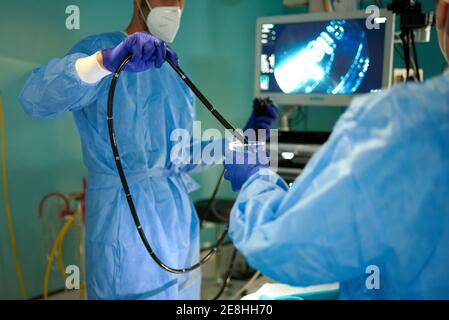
[166,56,248,145]
[107,54,240,274]
[212,248,238,300]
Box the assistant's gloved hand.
[101,32,178,72]
[244,102,278,132]
[224,146,269,192]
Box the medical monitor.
[255,10,395,106]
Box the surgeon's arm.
[19,38,109,119]
[229,108,377,287]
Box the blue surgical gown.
[20,32,215,300]
[229,73,449,300]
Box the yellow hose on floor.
[56,227,68,278]
[42,193,86,300]
[0,95,27,300]
[324,0,333,12]
[43,216,74,300]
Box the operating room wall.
[0,0,445,300]
[0,0,118,300]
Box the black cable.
[410,30,421,81]
[202,169,226,223]
[400,31,411,79]
[395,42,419,77]
[201,241,232,253]
[166,57,248,145]
[206,97,276,298]
[107,54,235,274]
[212,248,238,300]
[406,31,411,79]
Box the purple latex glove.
[101,32,178,73]
[224,147,269,192]
[244,103,278,132]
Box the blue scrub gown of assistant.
[229,73,449,299]
[20,32,212,300]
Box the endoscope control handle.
[253,97,275,118]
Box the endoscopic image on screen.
[260,18,386,95]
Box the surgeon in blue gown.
[19,0,277,300]
[224,0,449,300]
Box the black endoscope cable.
[167,55,248,299]
[107,53,241,282]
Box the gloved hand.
[244,102,278,132]
[224,147,269,192]
[101,32,178,73]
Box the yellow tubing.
[43,216,74,300]
[57,227,68,279]
[0,96,27,300]
[46,201,86,299]
[56,217,88,299]
[324,0,333,12]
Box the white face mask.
[139,0,182,43]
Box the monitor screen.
[257,12,393,104]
